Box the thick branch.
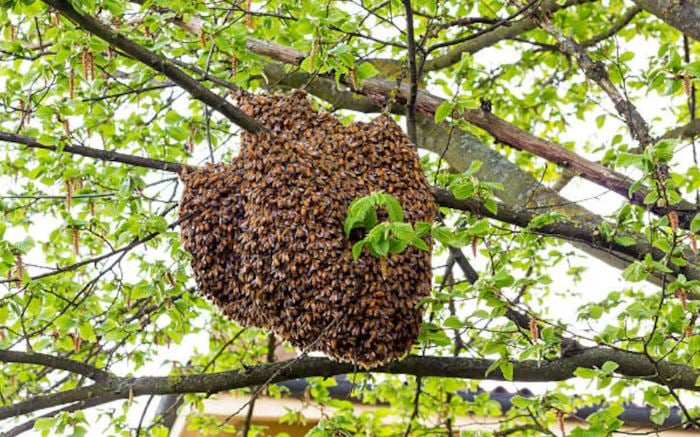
[0,350,113,382]
[1,348,698,421]
[632,0,700,41]
[42,0,265,133]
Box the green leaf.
[146,215,168,233]
[33,417,56,432]
[493,271,514,288]
[464,160,483,176]
[381,194,404,222]
[78,321,97,342]
[691,213,700,233]
[653,139,675,162]
[371,238,390,257]
[615,152,645,169]
[613,235,636,247]
[650,406,669,425]
[574,367,596,379]
[13,236,35,254]
[628,179,644,196]
[643,190,659,205]
[410,238,429,251]
[511,396,538,408]
[388,239,408,254]
[483,198,498,215]
[499,362,513,381]
[0,305,9,324]
[344,195,377,236]
[451,180,475,199]
[131,283,151,300]
[414,221,431,237]
[362,208,378,230]
[622,261,648,282]
[434,101,454,123]
[443,316,463,329]
[685,61,700,77]
[354,62,378,80]
[588,305,603,320]
[431,226,454,246]
[391,222,415,241]
[470,220,490,236]
[601,361,619,374]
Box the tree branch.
[579,6,642,47]
[661,119,700,141]
[632,0,700,41]
[0,131,184,173]
[425,0,541,53]
[42,0,265,134]
[0,350,113,382]
[1,348,698,421]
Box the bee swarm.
[179,91,435,367]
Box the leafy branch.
[343,192,430,260]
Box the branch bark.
[402,0,419,143]
[632,0,700,41]
[1,348,698,421]
[0,350,113,382]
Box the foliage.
[0,0,699,436]
[343,191,430,260]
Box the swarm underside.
[179,91,436,367]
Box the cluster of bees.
[179,91,436,367]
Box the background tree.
[1,0,700,435]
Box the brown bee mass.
[179,91,436,367]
